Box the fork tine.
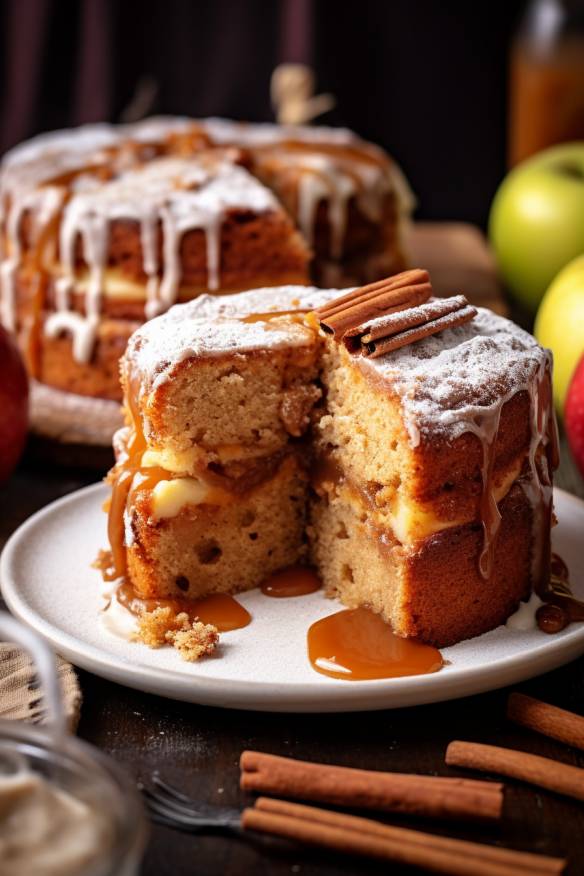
[143,787,203,818]
[144,796,200,825]
[140,779,240,833]
[152,775,196,804]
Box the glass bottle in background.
[509,0,584,166]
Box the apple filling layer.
[312,452,526,545]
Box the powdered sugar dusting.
[359,295,468,336]
[358,307,550,443]
[127,285,342,391]
[127,286,550,448]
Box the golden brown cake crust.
[310,483,531,647]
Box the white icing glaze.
[199,117,358,146]
[0,116,410,364]
[100,589,137,641]
[48,157,279,362]
[357,309,550,443]
[505,591,544,631]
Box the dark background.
[0,0,524,227]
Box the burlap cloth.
[0,644,82,731]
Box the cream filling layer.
[150,477,232,519]
[141,442,272,475]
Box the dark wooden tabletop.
[1,437,584,876]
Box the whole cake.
[0,117,411,408]
[102,269,558,650]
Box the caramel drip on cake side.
[107,370,153,579]
[523,362,557,592]
[537,553,584,632]
[465,407,504,581]
[463,356,558,588]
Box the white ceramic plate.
[2,483,584,713]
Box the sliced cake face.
[123,287,336,460]
[0,117,411,404]
[311,309,554,645]
[315,311,549,543]
[104,281,556,647]
[110,286,340,601]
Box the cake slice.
[102,275,557,648]
[108,287,332,600]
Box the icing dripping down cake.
[103,275,558,648]
[0,117,411,404]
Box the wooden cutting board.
[409,221,506,315]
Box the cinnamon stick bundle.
[507,693,584,752]
[446,740,584,803]
[240,750,503,821]
[242,797,565,876]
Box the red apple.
[565,354,584,479]
[0,325,28,482]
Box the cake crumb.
[134,607,219,661]
[168,624,219,662]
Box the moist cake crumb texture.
[106,281,557,649]
[135,606,219,662]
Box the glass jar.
[509,0,584,165]
[0,614,147,875]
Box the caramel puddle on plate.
[116,581,251,632]
[261,566,322,598]
[307,607,444,681]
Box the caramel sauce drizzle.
[115,582,251,632]
[240,309,309,324]
[307,607,443,681]
[537,553,584,634]
[261,566,321,598]
[107,369,156,578]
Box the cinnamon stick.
[242,798,565,876]
[315,268,430,319]
[240,750,503,821]
[446,740,584,803]
[361,303,477,358]
[508,693,584,752]
[314,268,432,338]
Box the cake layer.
[315,340,537,540]
[309,482,532,647]
[123,288,336,458]
[312,453,525,545]
[18,316,139,400]
[126,454,309,600]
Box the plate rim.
[2,482,584,712]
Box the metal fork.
[140,774,243,835]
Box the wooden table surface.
[1,437,584,875]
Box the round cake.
[0,117,412,419]
[101,272,558,651]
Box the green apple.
[535,254,584,413]
[489,142,584,312]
